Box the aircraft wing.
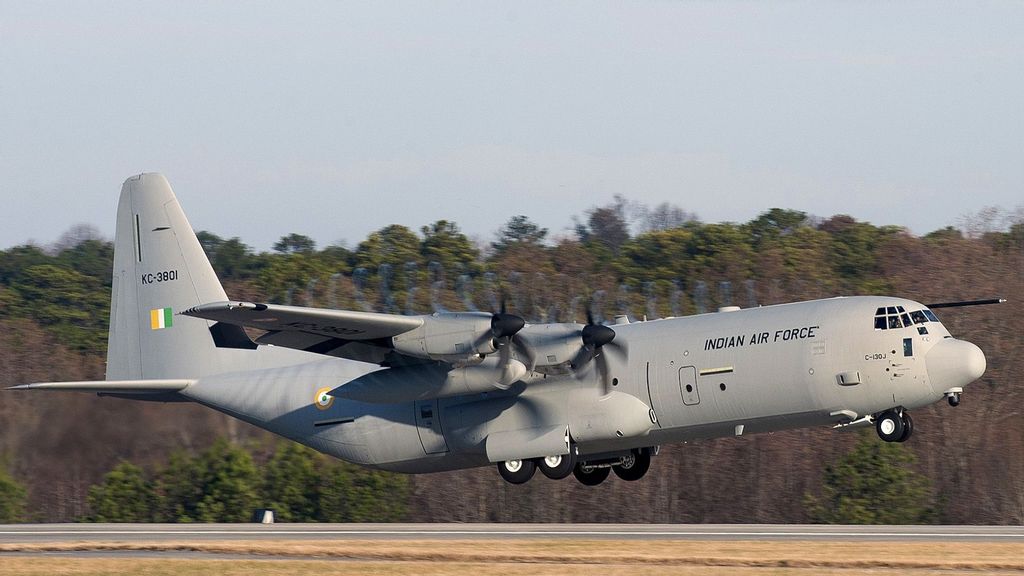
[182,301,426,364]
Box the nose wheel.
[875,409,914,443]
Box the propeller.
[570,309,628,392]
[474,299,535,374]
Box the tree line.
[0,431,929,524]
[0,199,1021,524]
[83,439,407,523]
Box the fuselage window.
[903,337,913,357]
[900,313,912,327]
[888,316,903,329]
[875,316,887,330]
[910,310,928,324]
[923,309,939,322]
[886,306,898,315]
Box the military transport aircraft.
[11,174,997,485]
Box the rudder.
[106,173,232,380]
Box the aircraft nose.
[926,338,986,393]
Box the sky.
[2,1,1022,251]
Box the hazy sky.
[2,2,1022,251]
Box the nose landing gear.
[875,409,914,443]
[944,387,964,407]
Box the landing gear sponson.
[498,447,655,485]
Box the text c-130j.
[10,174,1002,485]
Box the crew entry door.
[679,365,700,405]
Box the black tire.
[896,412,914,442]
[497,459,536,484]
[538,453,576,480]
[572,463,610,486]
[613,450,651,481]
[876,410,905,443]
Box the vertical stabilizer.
[106,173,231,380]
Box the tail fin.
[106,173,233,380]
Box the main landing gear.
[875,409,913,443]
[498,448,653,485]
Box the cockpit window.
[874,306,940,330]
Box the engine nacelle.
[517,323,585,373]
[392,312,497,361]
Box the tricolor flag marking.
[150,307,173,330]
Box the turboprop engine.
[391,310,527,363]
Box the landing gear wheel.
[875,410,905,443]
[948,393,961,407]
[538,453,576,480]
[896,412,914,443]
[613,450,651,481]
[572,463,610,486]
[497,459,536,484]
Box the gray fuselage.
[179,295,982,474]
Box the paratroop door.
[414,399,448,454]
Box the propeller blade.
[569,306,628,390]
[596,353,611,393]
[511,333,536,372]
[571,345,596,372]
[605,339,628,359]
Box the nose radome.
[926,338,987,393]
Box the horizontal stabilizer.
[7,379,194,393]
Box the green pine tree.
[86,462,155,522]
[806,431,935,524]
[262,441,320,522]
[0,461,27,523]
[318,460,409,522]
[193,439,260,522]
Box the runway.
[3,523,1024,543]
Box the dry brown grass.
[2,557,1024,576]
[3,539,1024,574]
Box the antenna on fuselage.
[926,298,1007,309]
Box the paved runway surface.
[3,523,1024,543]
